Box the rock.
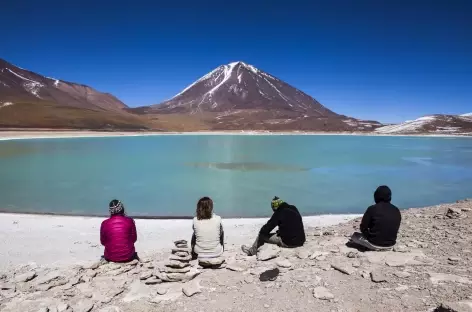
[165,260,191,268]
[310,251,329,260]
[331,263,355,275]
[35,272,69,291]
[448,257,461,265]
[156,286,168,295]
[198,257,226,268]
[74,300,94,312]
[98,307,122,312]
[85,270,97,278]
[395,285,409,292]
[434,301,472,312]
[174,239,188,246]
[264,304,270,308]
[226,264,245,272]
[182,280,201,297]
[56,304,69,312]
[276,259,292,268]
[297,250,310,259]
[171,248,190,254]
[84,261,101,270]
[174,252,189,257]
[313,286,334,300]
[139,271,153,280]
[429,272,472,285]
[157,269,200,282]
[14,271,37,283]
[122,280,155,303]
[370,271,388,283]
[393,245,409,253]
[257,245,280,261]
[394,271,411,278]
[0,282,16,290]
[169,254,192,262]
[244,275,255,284]
[38,308,49,312]
[161,266,191,273]
[351,260,361,268]
[347,251,358,258]
[145,277,162,285]
[446,207,465,219]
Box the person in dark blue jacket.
[242,197,306,256]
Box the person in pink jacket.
[100,199,138,262]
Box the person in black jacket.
[242,197,306,256]
[349,185,402,251]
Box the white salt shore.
[0,213,358,271]
[0,130,470,141]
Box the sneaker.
[241,245,256,256]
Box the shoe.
[241,245,256,256]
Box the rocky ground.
[1,200,472,312]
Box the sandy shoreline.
[0,130,471,141]
[0,212,359,271]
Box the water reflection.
[188,162,310,172]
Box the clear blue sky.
[2,0,471,123]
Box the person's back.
[360,186,401,247]
[275,202,306,247]
[100,200,137,262]
[193,214,223,257]
[191,197,224,258]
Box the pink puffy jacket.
[100,215,137,262]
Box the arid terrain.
[1,200,472,312]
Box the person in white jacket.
[191,197,224,259]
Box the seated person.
[100,199,138,262]
[191,197,224,259]
[349,185,401,251]
[242,196,305,256]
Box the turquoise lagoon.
[0,135,471,218]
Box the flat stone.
[165,260,191,268]
[150,290,182,303]
[313,286,334,300]
[98,307,123,312]
[139,271,153,280]
[226,264,245,272]
[347,251,358,258]
[156,285,168,295]
[310,251,329,260]
[174,239,187,246]
[157,269,200,282]
[14,271,37,283]
[370,270,388,283]
[56,304,69,312]
[446,207,465,219]
[145,277,162,285]
[198,257,226,267]
[331,263,355,275]
[429,272,472,285]
[169,254,192,262]
[296,250,310,259]
[171,248,190,254]
[182,280,201,297]
[161,266,191,273]
[276,259,292,268]
[74,300,94,312]
[38,308,49,312]
[448,257,461,262]
[85,270,97,278]
[122,280,155,303]
[0,282,16,290]
[244,275,255,284]
[257,245,280,261]
[393,271,411,278]
[84,262,101,270]
[395,285,409,292]
[174,251,189,257]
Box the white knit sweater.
[192,214,224,258]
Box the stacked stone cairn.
[156,240,200,282]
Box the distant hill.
[0,58,153,130]
[375,114,472,135]
[134,61,382,132]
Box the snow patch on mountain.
[0,102,14,108]
[6,68,44,98]
[375,116,437,134]
[461,113,472,117]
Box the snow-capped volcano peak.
[154,61,337,117]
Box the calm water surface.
[0,135,471,217]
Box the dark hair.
[196,197,213,220]
[109,199,125,215]
[374,185,392,203]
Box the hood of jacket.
[374,185,392,203]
